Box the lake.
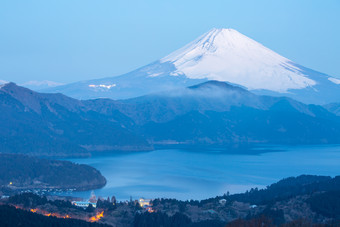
[62,145,340,201]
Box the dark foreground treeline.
[134,175,340,227]
[133,212,226,227]
[133,212,340,227]
[0,205,110,227]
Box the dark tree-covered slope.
[0,154,106,190]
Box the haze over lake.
[64,145,340,201]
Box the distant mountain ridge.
[42,28,340,104]
[2,81,340,157]
[0,83,151,157]
[115,81,340,147]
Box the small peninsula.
[0,154,106,191]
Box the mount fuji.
[43,28,340,104]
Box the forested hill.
[140,175,340,226]
[0,154,106,191]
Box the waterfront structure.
[72,201,97,208]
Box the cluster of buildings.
[138,198,154,212]
[71,201,97,208]
[71,192,154,213]
[72,191,98,208]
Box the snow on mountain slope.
[328,77,340,85]
[41,28,340,104]
[161,28,315,92]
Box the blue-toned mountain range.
[1,81,340,157]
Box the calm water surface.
[62,145,340,201]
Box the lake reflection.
[63,145,340,201]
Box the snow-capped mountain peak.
[161,28,316,92]
[42,28,340,104]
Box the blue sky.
[1,0,340,84]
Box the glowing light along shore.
[89,211,104,222]
[15,205,72,219]
[13,204,104,222]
